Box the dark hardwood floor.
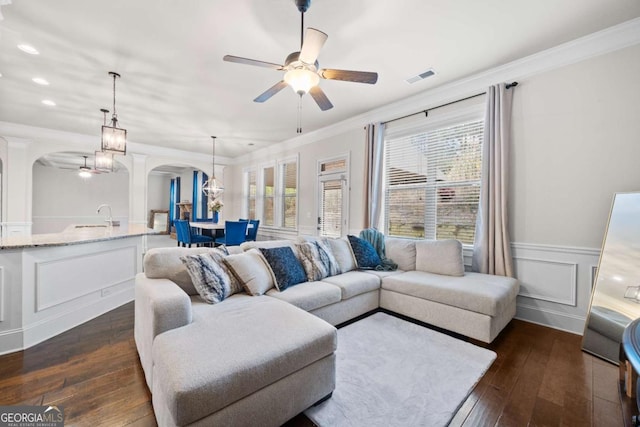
[0,302,631,426]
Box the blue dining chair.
[215,221,248,247]
[175,220,214,247]
[246,219,260,241]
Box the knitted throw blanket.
[359,228,398,271]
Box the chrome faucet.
[97,204,113,227]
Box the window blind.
[247,170,257,219]
[282,161,297,228]
[384,119,483,244]
[263,167,275,226]
[319,179,343,238]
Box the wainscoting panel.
[35,246,137,312]
[513,257,577,306]
[511,242,601,334]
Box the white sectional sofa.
[135,236,519,426]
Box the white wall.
[510,43,640,248]
[147,173,171,211]
[31,163,129,234]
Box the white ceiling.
[1,0,639,158]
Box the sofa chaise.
[135,236,519,426]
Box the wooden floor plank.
[0,304,631,426]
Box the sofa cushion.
[224,249,275,295]
[144,247,222,295]
[348,235,382,269]
[180,251,239,304]
[382,271,519,317]
[266,281,342,311]
[328,237,357,273]
[260,246,307,291]
[152,296,336,426]
[385,238,417,271]
[415,239,464,276]
[321,271,381,300]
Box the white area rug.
[305,313,496,427]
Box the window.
[246,170,256,219]
[318,156,349,237]
[384,118,483,244]
[263,166,275,226]
[280,161,297,228]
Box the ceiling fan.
[223,0,378,115]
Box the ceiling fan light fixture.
[284,68,319,95]
[78,155,93,178]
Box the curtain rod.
[381,81,518,126]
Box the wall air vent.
[405,68,436,84]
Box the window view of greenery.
[263,167,275,226]
[247,170,256,219]
[384,119,483,244]
[282,162,297,228]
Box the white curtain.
[364,122,385,229]
[472,84,514,277]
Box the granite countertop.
[0,224,160,250]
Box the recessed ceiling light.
[41,99,56,106]
[18,44,39,55]
[32,77,49,85]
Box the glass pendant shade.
[202,136,224,197]
[94,150,114,172]
[202,176,224,198]
[284,68,320,94]
[101,124,127,154]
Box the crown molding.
[232,17,640,165]
[0,121,233,165]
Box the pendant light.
[101,71,127,155]
[95,108,114,172]
[202,136,224,198]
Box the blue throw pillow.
[260,246,308,291]
[347,235,382,269]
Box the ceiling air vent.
[405,68,436,84]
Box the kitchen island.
[0,224,158,354]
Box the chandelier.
[202,136,224,198]
[101,71,127,155]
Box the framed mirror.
[582,192,640,364]
[148,209,170,234]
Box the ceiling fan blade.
[309,86,333,111]
[299,28,328,64]
[223,55,283,70]
[254,80,289,103]
[321,69,378,84]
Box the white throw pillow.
[415,239,464,276]
[328,237,357,273]
[385,238,416,271]
[224,249,275,295]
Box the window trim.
[316,153,350,237]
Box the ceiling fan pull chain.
[297,95,303,134]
